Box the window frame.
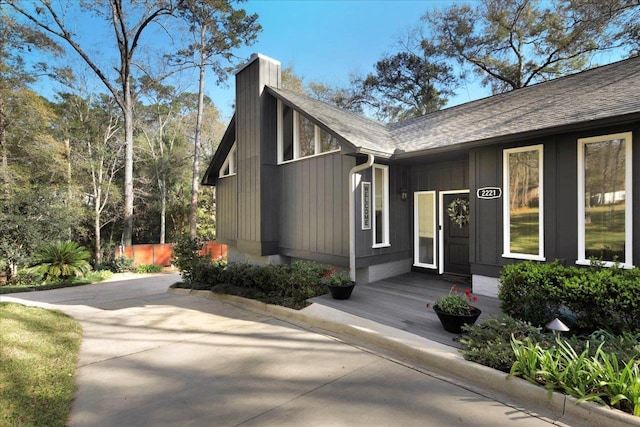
[219,143,237,178]
[577,132,633,268]
[277,100,340,164]
[502,144,545,261]
[372,164,390,248]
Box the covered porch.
[310,272,502,349]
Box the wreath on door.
[447,198,470,228]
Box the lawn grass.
[0,303,82,427]
[0,270,113,295]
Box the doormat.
[442,274,471,285]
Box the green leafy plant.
[28,241,91,282]
[460,314,545,372]
[319,266,352,287]
[135,264,163,273]
[429,284,478,315]
[509,334,640,417]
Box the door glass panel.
[415,192,435,267]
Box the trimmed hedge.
[499,260,640,334]
[172,236,330,309]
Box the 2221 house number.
[477,187,502,199]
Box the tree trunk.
[189,25,208,238]
[0,98,9,194]
[122,79,134,246]
[95,197,102,265]
[160,175,166,244]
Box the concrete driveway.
[1,274,587,426]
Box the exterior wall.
[354,163,412,267]
[470,123,640,288]
[235,55,281,256]
[215,175,237,245]
[279,152,354,266]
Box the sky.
[23,0,628,122]
[203,0,482,121]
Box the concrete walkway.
[1,274,637,426]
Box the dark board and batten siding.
[235,56,281,255]
[469,123,640,277]
[354,164,412,267]
[279,153,353,265]
[215,176,237,244]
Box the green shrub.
[172,255,329,309]
[498,260,570,327]
[28,241,91,282]
[460,315,546,372]
[499,260,640,334]
[562,266,640,334]
[135,264,163,274]
[99,256,135,273]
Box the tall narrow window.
[503,145,544,260]
[219,144,237,178]
[277,100,340,163]
[578,132,633,266]
[372,164,390,247]
[297,113,315,157]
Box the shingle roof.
[266,86,396,156]
[390,55,640,155]
[269,56,640,158]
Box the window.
[372,164,390,247]
[503,145,544,260]
[219,144,236,178]
[277,100,340,163]
[578,132,633,267]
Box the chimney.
[234,54,281,256]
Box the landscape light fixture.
[545,318,570,333]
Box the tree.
[137,81,194,244]
[171,0,260,237]
[54,92,124,265]
[7,0,181,245]
[424,0,640,94]
[358,41,458,121]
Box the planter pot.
[433,305,481,334]
[327,282,355,300]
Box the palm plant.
[29,241,91,282]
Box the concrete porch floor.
[309,272,502,349]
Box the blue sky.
[205,0,481,120]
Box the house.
[202,53,639,297]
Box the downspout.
[349,154,375,282]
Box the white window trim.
[577,132,633,268]
[277,100,340,164]
[372,164,390,248]
[502,144,545,261]
[414,191,437,269]
[219,143,236,178]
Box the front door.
[441,192,470,276]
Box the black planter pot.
[433,305,481,334]
[327,282,355,300]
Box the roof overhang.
[201,114,236,186]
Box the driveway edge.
[168,287,640,427]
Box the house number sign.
[477,187,502,199]
[362,182,371,230]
